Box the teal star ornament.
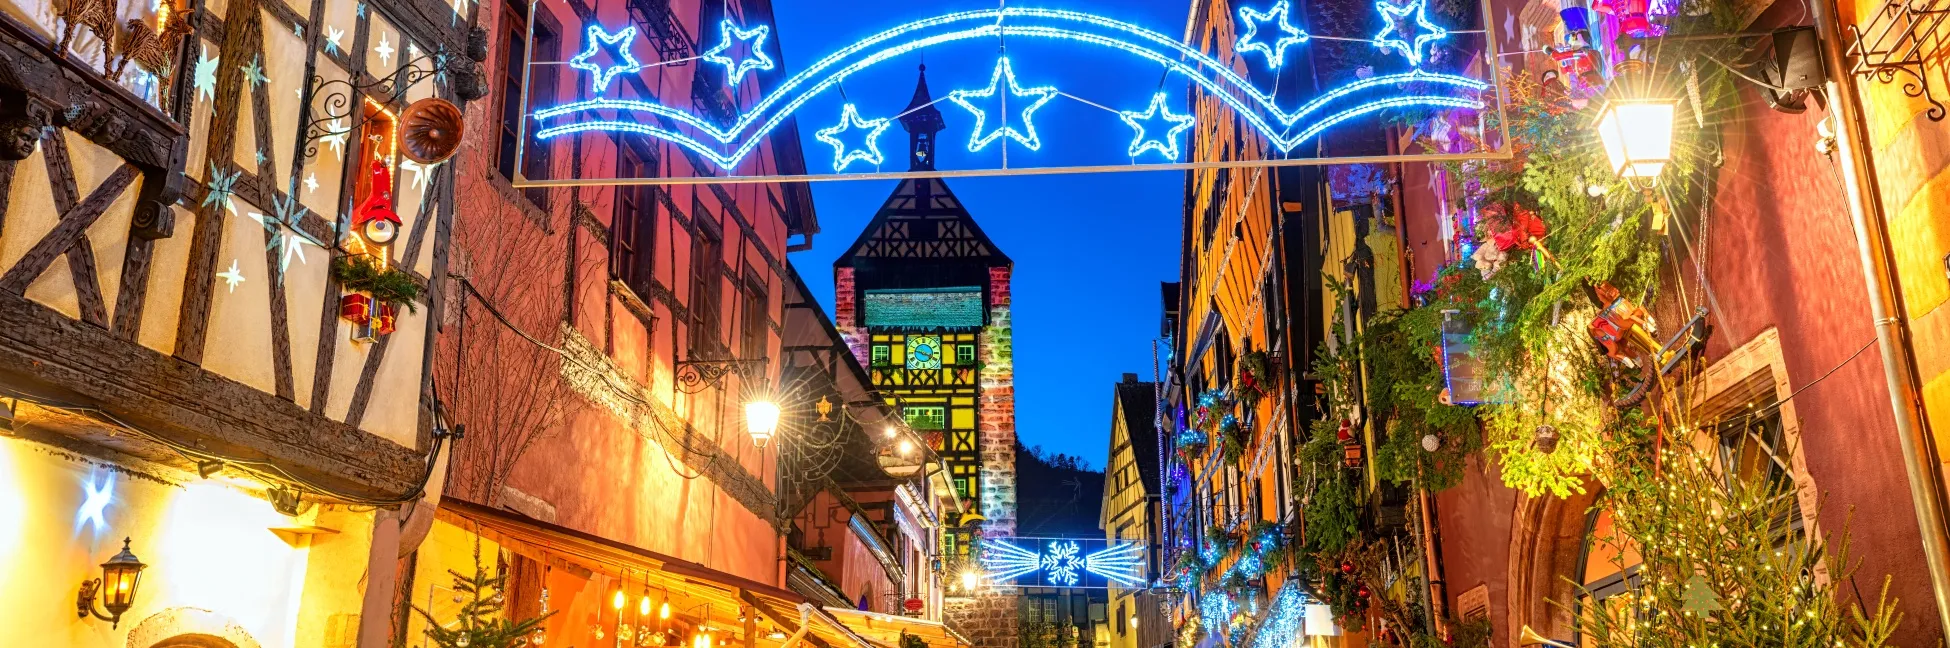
[569,25,644,93]
[1119,93,1196,160]
[1237,1,1310,68]
[193,52,219,102]
[815,104,891,172]
[700,20,773,87]
[946,57,1059,152]
[1372,0,1448,66]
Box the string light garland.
[568,25,645,93]
[1119,92,1197,160]
[528,8,1487,170]
[1235,1,1310,68]
[945,57,1059,152]
[982,539,1043,583]
[700,20,774,87]
[815,103,892,171]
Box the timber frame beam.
[0,291,426,498]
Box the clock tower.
[833,66,1018,648]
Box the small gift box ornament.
[340,293,374,324]
[373,303,399,336]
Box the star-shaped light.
[325,26,345,55]
[194,52,219,102]
[700,20,773,87]
[814,104,891,172]
[294,23,303,38]
[568,25,644,93]
[375,33,395,66]
[255,149,267,168]
[304,172,320,193]
[407,43,420,60]
[1237,1,1310,68]
[217,259,246,292]
[241,55,268,87]
[76,474,112,533]
[1372,0,1448,66]
[401,159,440,191]
[252,195,319,275]
[1119,93,1197,160]
[203,162,239,211]
[322,119,349,159]
[355,3,366,17]
[946,57,1059,152]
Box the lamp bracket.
[1847,0,1950,121]
[76,578,122,627]
[674,356,769,394]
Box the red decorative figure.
[352,160,403,250]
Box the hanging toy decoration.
[353,160,403,251]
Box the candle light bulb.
[642,595,652,616]
[614,589,627,610]
[661,602,671,620]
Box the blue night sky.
[770,0,1190,466]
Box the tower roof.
[899,64,944,134]
[834,177,1011,266]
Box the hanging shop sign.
[513,0,1510,186]
[981,537,1146,589]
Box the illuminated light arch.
[1236,1,1310,68]
[815,103,892,171]
[530,8,1486,171]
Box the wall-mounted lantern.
[76,537,146,628]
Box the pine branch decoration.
[412,556,554,648]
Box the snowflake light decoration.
[1041,540,1083,586]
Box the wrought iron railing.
[1846,0,1950,120]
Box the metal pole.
[1812,0,1950,639]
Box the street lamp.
[960,569,980,590]
[77,537,146,628]
[745,400,781,446]
[1594,98,1677,181]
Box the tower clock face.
[907,335,942,370]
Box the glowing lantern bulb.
[660,602,671,620]
[613,589,626,610]
[641,595,652,616]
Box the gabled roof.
[1116,379,1161,494]
[834,177,1012,266]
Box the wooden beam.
[175,0,261,364]
[0,164,139,296]
[0,290,426,497]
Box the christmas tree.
[412,545,555,648]
[1572,444,1900,648]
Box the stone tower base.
[946,593,1019,648]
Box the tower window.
[871,345,890,366]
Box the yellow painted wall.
[1103,394,1153,648]
[0,435,373,648]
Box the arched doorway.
[1503,487,1599,648]
[125,607,263,648]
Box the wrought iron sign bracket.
[1846,0,1950,121]
[674,356,769,393]
[299,27,490,159]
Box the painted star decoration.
[568,25,643,93]
[241,55,269,88]
[401,159,440,191]
[815,104,891,172]
[701,19,773,87]
[1119,93,1196,160]
[1372,0,1448,66]
[217,259,246,293]
[251,194,321,275]
[304,172,320,193]
[1237,1,1310,68]
[355,3,366,18]
[325,26,346,56]
[375,33,395,66]
[946,58,1059,152]
[193,51,219,102]
[294,23,303,39]
[203,162,240,213]
[322,119,349,160]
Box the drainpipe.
[1812,0,1950,638]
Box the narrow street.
[0,0,1948,646]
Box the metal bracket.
[674,356,768,393]
[1846,0,1950,121]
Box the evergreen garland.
[333,254,424,311]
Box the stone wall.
[833,266,870,367]
[978,266,1018,537]
[946,592,1021,648]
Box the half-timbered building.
[830,66,1019,648]
[0,0,478,642]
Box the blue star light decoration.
[947,57,1059,152]
[1119,93,1196,160]
[1082,542,1148,587]
[1237,1,1310,68]
[570,25,644,93]
[701,20,773,87]
[76,473,113,533]
[1041,540,1084,586]
[815,104,891,172]
[1372,0,1448,66]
